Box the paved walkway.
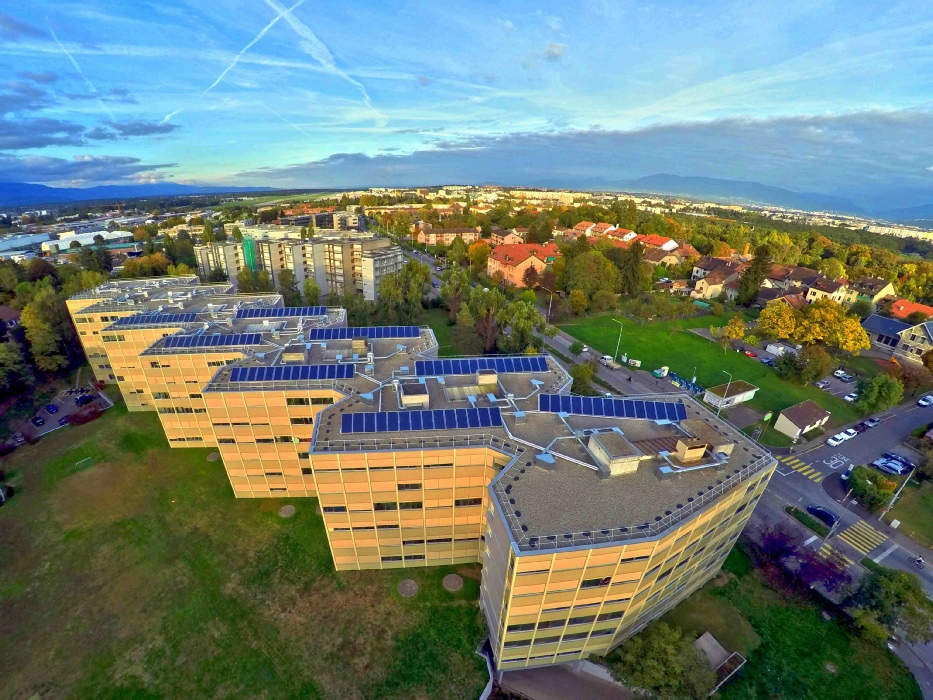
[499,666,632,700]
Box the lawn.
[661,546,920,699]
[0,402,487,700]
[559,313,861,425]
[422,307,457,357]
[884,481,933,549]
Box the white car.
[918,395,933,407]
[833,369,847,378]
[842,428,858,440]
[843,393,858,402]
[827,432,852,447]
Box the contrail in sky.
[48,24,116,120]
[161,108,182,123]
[202,0,306,95]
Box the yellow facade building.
[67,279,776,673]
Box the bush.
[849,465,897,512]
[710,302,724,317]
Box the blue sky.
[2,1,933,209]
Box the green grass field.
[0,403,486,699]
[884,481,933,548]
[422,307,457,357]
[662,547,920,699]
[559,313,861,425]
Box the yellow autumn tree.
[757,301,797,339]
[795,299,870,354]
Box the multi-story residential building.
[359,247,405,300]
[487,243,560,287]
[803,277,848,304]
[66,279,776,673]
[416,227,481,247]
[843,276,896,309]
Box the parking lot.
[21,383,111,440]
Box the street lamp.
[717,370,732,418]
[612,318,624,363]
[541,286,556,323]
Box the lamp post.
[612,318,624,363]
[880,466,916,521]
[717,370,732,418]
[541,286,556,322]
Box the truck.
[600,355,622,370]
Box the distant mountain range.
[0,182,273,207]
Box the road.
[404,249,442,297]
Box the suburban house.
[0,305,20,331]
[572,221,596,236]
[639,234,679,251]
[861,314,911,351]
[656,279,690,295]
[691,256,742,281]
[844,276,896,309]
[608,228,637,242]
[486,242,560,287]
[702,381,759,410]
[692,266,741,300]
[888,298,933,321]
[491,229,524,246]
[591,222,616,236]
[784,267,822,289]
[643,247,682,267]
[895,321,933,361]
[416,227,481,246]
[763,264,795,289]
[774,400,831,440]
[723,280,741,302]
[676,241,700,260]
[804,277,848,304]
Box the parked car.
[30,416,45,427]
[57,416,71,427]
[833,369,848,378]
[841,465,854,481]
[883,452,917,469]
[872,458,908,476]
[864,417,881,428]
[844,393,859,402]
[918,395,933,407]
[44,403,59,414]
[814,379,831,389]
[853,422,869,434]
[760,357,774,366]
[840,374,856,383]
[807,504,839,528]
[827,432,850,447]
[744,350,758,357]
[842,428,858,440]
[75,394,95,407]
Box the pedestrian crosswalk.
[837,520,888,555]
[817,542,854,568]
[777,455,823,482]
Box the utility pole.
[541,287,556,322]
[717,370,732,418]
[881,466,916,521]
[612,318,624,362]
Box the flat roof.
[706,380,758,398]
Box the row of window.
[503,628,614,649]
[506,610,624,634]
[322,497,481,515]
[285,397,334,406]
[158,407,207,414]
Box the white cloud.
[496,17,515,30]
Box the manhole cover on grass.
[443,574,464,592]
[398,579,419,597]
[279,505,296,518]
[206,452,221,462]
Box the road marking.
[837,520,888,555]
[803,535,818,546]
[818,542,854,568]
[777,455,825,483]
[873,543,900,563]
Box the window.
[116,376,125,382]
[645,564,661,577]
[312,397,333,405]
[381,556,402,562]
[298,453,310,460]
[518,569,550,576]
[286,397,310,406]
[374,502,398,511]
[562,631,589,641]
[270,487,287,492]
[504,639,531,648]
[150,361,165,368]
[276,436,293,443]
[597,611,624,622]
[290,417,313,425]
[507,623,536,632]
[405,554,425,561]
[537,619,566,629]
[353,526,375,531]
[256,439,274,444]
[580,577,611,589]
[207,360,226,367]
[158,407,176,414]
[568,615,596,626]
[534,636,561,645]
[589,628,614,637]
[322,506,347,513]
[301,467,313,475]
[212,422,230,427]
[543,605,571,614]
[403,539,425,546]
[454,497,482,507]
[620,554,650,563]
[428,537,452,544]
[397,483,422,491]
[189,393,202,399]
[376,524,399,530]
[399,501,423,510]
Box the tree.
[757,301,797,339]
[849,299,873,319]
[214,225,228,243]
[568,289,587,316]
[231,225,244,243]
[818,257,846,280]
[237,267,256,293]
[887,360,932,397]
[906,310,931,325]
[208,267,228,283]
[439,266,472,321]
[166,263,195,277]
[303,277,321,305]
[376,260,431,324]
[566,251,620,299]
[569,362,596,396]
[848,465,897,512]
[466,286,508,353]
[719,315,746,349]
[522,265,540,289]
[254,269,274,293]
[737,244,772,305]
[607,622,716,700]
[848,562,933,643]
[569,340,585,357]
[452,306,483,355]
[796,547,852,593]
[201,220,215,243]
[857,373,904,414]
[795,299,870,353]
[618,241,647,296]
[20,286,75,372]
[796,345,833,383]
[278,269,302,306]
[497,300,547,354]
[757,522,799,562]
[447,236,468,266]
[0,340,34,394]
[468,240,489,274]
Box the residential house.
[491,229,524,246]
[861,314,910,351]
[784,267,822,290]
[643,247,682,267]
[656,279,690,295]
[591,222,616,236]
[607,228,637,242]
[844,276,896,309]
[896,321,933,362]
[762,264,795,289]
[691,266,741,300]
[723,280,741,302]
[487,243,560,287]
[572,221,596,236]
[639,234,679,252]
[691,256,742,281]
[804,277,848,304]
[756,288,807,310]
[888,298,933,321]
[0,305,20,331]
[676,241,700,260]
[774,400,831,440]
[416,227,481,246]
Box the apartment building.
[66,279,776,673]
[359,247,405,300]
[487,243,560,287]
[416,227,481,246]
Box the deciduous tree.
[757,301,797,339]
[439,266,472,321]
[278,269,302,306]
[848,563,933,643]
[795,299,870,353]
[737,244,771,306]
[856,373,904,414]
[447,236,468,266]
[468,240,489,274]
[568,289,587,316]
[302,277,321,305]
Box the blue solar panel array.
[415,356,548,376]
[228,364,354,382]
[235,307,327,319]
[538,394,687,422]
[307,326,420,341]
[340,407,502,434]
[164,333,262,349]
[112,313,197,327]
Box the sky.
[1,0,933,210]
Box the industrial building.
[66,279,776,673]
